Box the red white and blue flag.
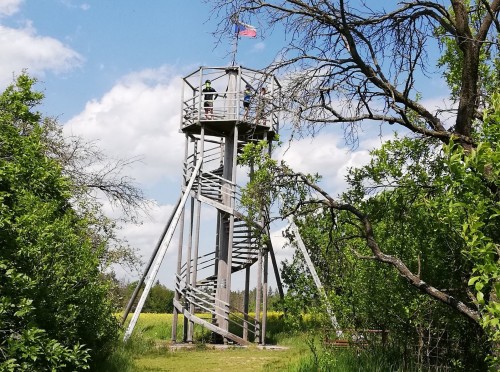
[234,22,257,38]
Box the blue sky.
[0,0,452,288]
[1,1,278,119]
[0,0,295,287]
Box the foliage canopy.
[0,75,120,370]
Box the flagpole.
[231,19,256,65]
[231,32,239,66]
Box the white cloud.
[63,66,196,287]
[0,0,23,17]
[64,66,184,186]
[253,42,265,52]
[421,95,457,128]
[110,201,179,284]
[0,22,82,87]
[270,225,294,262]
[276,133,377,195]
[58,0,89,10]
[119,202,177,256]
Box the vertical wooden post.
[172,134,189,343]
[266,238,284,300]
[215,132,234,341]
[243,266,250,341]
[224,124,238,338]
[215,69,239,343]
[184,196,195,343]
[184,139,199,343]
[172,208,185,343]
[212,212,221,332]
[260,137,272,344]
[189,126,204,341]
[255,246,262,344]
[262,248,269,346]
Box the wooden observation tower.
[122,65,283,346]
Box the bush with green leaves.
[0,74,119,370]
[270,121,500,368]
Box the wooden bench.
[327,339,351,348]
[324,329,388,349]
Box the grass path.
[112,313,413,371]
[133,346,304,371]
[121,313,309,371]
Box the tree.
[142,281,175,313]
[113,280,175,313]
[214,0,499,146]
[282,135,491,367]
[220,0,500,365]
[0,74,121,370]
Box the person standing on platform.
[243,84,252,121]
[202,80,218,119]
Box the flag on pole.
[234,21,257,38]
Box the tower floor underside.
[181,119,276,140]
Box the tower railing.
[181,65,281,134]
[182,89,279,132]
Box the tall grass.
[121,313,214,342]
[287,348,412,372]
[101,312,307,370]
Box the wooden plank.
[123,160,202,342]
[174,299,249,346]
[195,193,233,214]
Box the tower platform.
[180,65,280,140]
[182,119,276,140]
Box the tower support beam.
[123,160,202,342]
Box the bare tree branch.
[210,0,500,148]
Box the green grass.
[286,349,408,372]
[133,345,305,372]
[113,312,308,371]
[122,313,218,343]
[106,313,409,371]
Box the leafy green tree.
[0,74,119,370]
[239,126,498,367]
[117,280,174,313]
[143,281,175,313]
[287,135,490,367]
[229,287,281,313]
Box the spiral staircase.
[173,135,268,345]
